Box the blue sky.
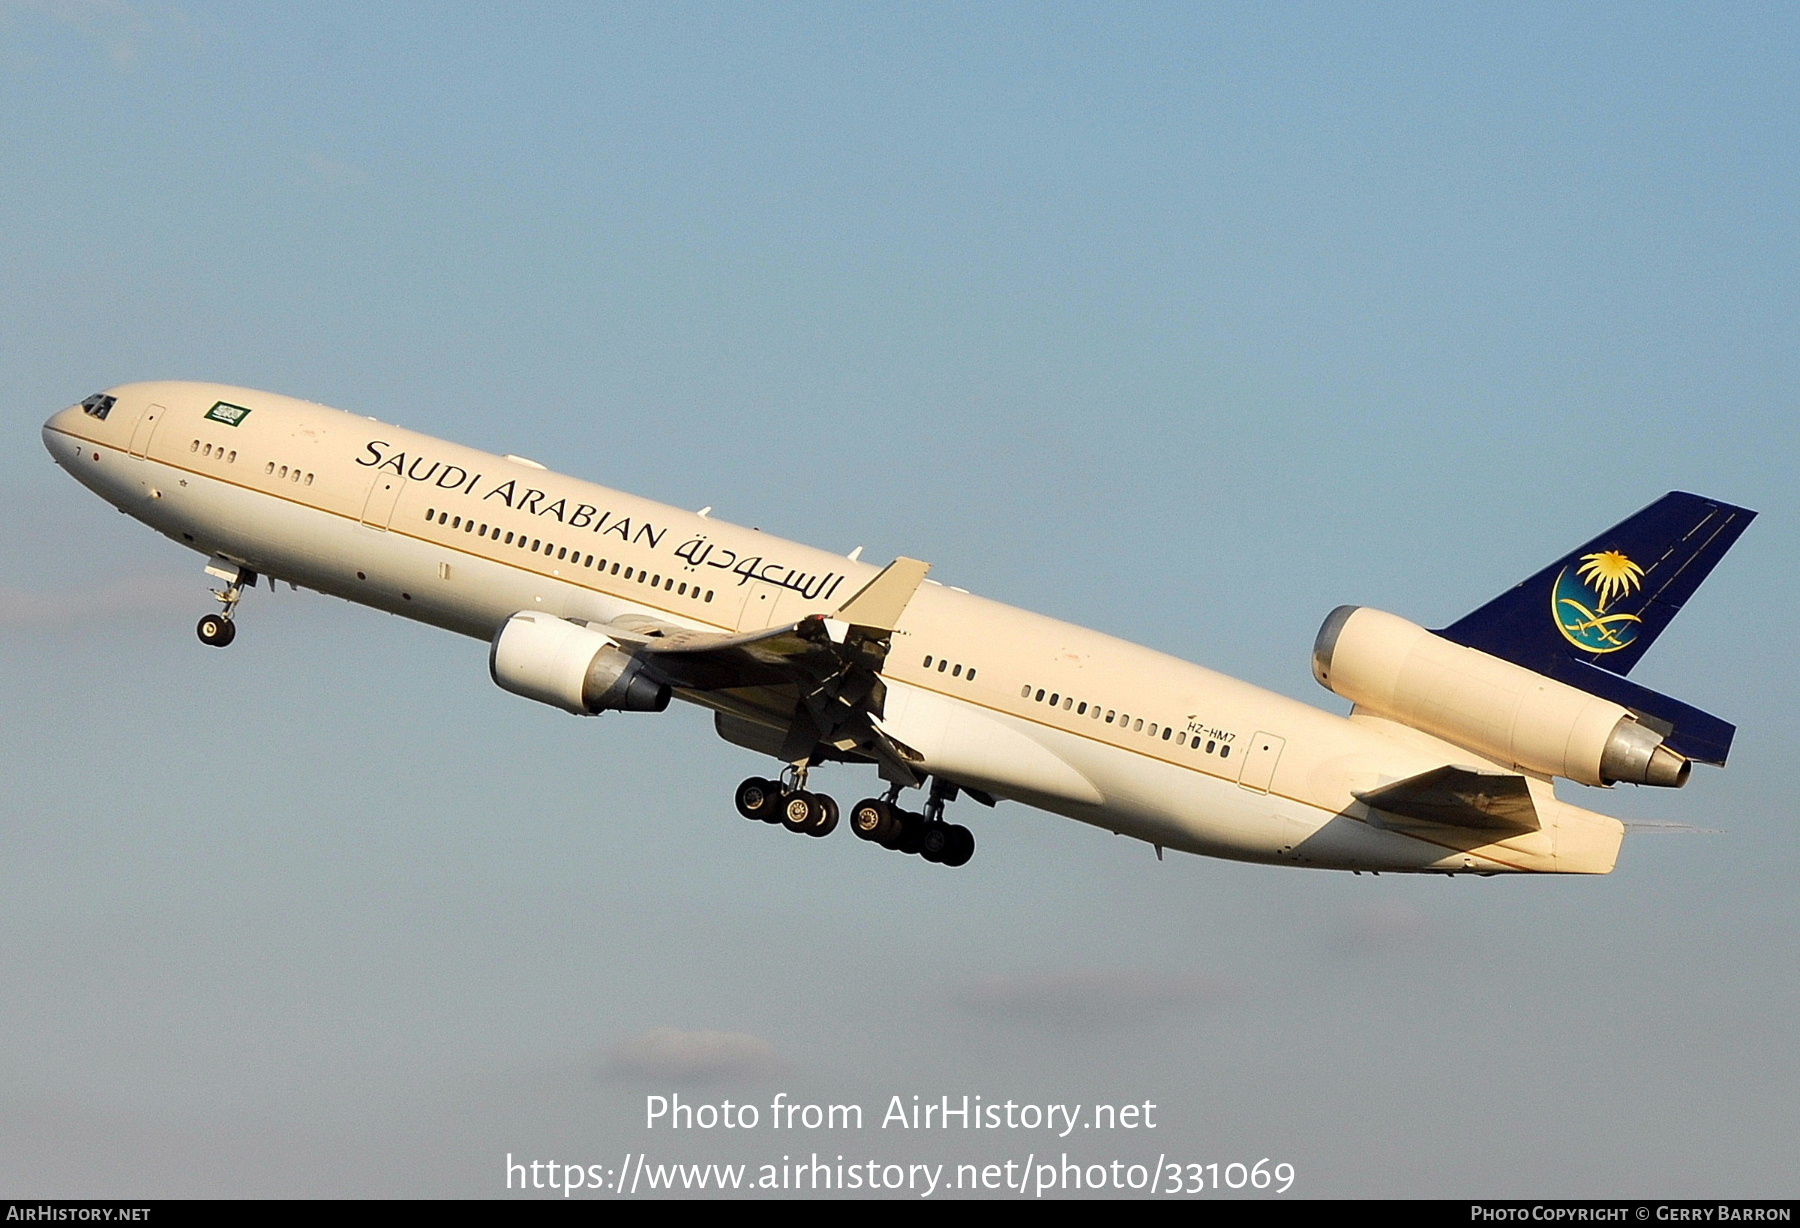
[1,2,1794,1197]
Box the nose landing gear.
[195,557,255,648]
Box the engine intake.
[1313,605,1688,788]
[489,611,670,715]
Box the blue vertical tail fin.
[1436,491,1755,765]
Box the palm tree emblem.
[1553,550,1647,653]
[1575,550,1645,612]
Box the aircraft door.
[1236,732,1285,793]
[360,474,407,529]
[127,403,167,458]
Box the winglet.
[836,557,930,631]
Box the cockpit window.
[81,393,116,420]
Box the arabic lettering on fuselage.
[673,536,847,602]
[356,440,847,603]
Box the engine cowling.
[489,611,670,715]
[1312,606,1688,788]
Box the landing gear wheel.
[850,799,898,843]
[808,793,839,837]
[734,777,781,822]
[892,810,926,855]
[919,822,952,863]
[780,791,824,834]
[196,614,235,647]
[940,824,975,868]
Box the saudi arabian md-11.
[45,383,1755,874]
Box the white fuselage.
[43,382,1627,874]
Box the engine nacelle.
[1313,606,1689,788]
[489,611,670,715]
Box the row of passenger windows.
[423,508,716,603]
[264,461,315,485]
[1020,684,1232,757]
[921,655,977,681]
[189,440,237,463]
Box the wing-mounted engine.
[489,611,670,714]
[1313,606,1688,788]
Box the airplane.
[42,382,1755,875]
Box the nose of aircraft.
[42,400,91,463]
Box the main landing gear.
[195,557,255,648]
[735,773,838,837]
[850,778,974,867]
[733,771,973,868]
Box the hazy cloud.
[952,970,1233,1032]
[1331,901,1434,957]
[298,152,371,190]
[0,574,195,632]
[605,1027,785,1085]
[3,0,186,69]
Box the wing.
[593,557,934,783]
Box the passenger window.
[557,547,567,560]
[1105,711,1115,723]
[1036,689,1046,702]
[228,451,236,462]
[452,516,461,529]
[1132,719,1142,732]
[194,441,203,454]
[624,567,633,580]
[966,669,976,681]
[924,656,934,668]
[705,591,713,602]
[304,474,314,485]
[678,582,687,595]
[1162,728,1172,741]
[1049,694,1059,706]
[1075,701,1084,714]
[938,660,948,672]
[1020,685,1031,698]
[1220,744,1231,758]
[953,665,963,678]
[1063,697,1073,710]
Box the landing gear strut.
[195,557,255,648]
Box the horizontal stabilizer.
[836,556,930,631]
[1540,656,1737,765]
[1355,766,1539,833]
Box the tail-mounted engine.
[489,611,670,715]
[1313,606,1689,788]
